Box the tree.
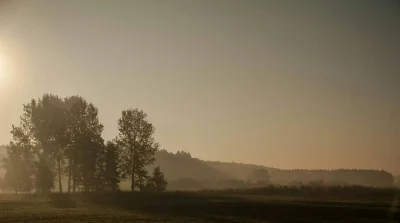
[64,96,104,192]
[2,94,106,194]
[152,166,167,192]
[34,156,55,193]
[116,109,159,191]
[17,94,67,193]
[1,142,34,193]
[102,141,120,191]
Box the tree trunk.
[58,155,62,193]
[67,159,72,193]
[131,164,135,192]
[131,144,136,192]
[72,158,76,193]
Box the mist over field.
[0,0,399,222]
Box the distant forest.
[149,150,396,190]
[0,94,398,193]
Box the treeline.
[156,151,395,188]
[168,168,271,190]
[269,169,394,188]
[0,94,167,194]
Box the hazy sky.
[0,0,399,173]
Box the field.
[0,189,399,223]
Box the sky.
[0,0,399,173]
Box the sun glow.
[0,52,12,92]
[0,54,4,80]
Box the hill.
[154,151,394,188]
[152,150,232,181]
[0,146,395,189]
[204,160,277,180]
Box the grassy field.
[0,190,399,223]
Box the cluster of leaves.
[1,94,167,193]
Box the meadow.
[1,186,399,223]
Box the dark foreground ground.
[0,191,399,223]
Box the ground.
[0,192,399,222]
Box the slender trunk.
[67,159,72,193]
[58,155,62,193]
[72,158,76,193]
[131,163,135,192]
[131,146,135,192]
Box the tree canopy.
[0,94,166,193]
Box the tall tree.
[18,94,68,193]
[116,109,159,191]
[102,141,120,191]
[34,156,55,193]
[2,94,106,193]
[64,96,104,192]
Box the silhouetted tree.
[152,166,167,192]
[116,109,159,191]
[1,142,34,193]
[1,94,107,194]
[34,156,54,193]
[16,94,67,193]
[102,141,120,191]
[64,96,104,192]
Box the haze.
[0,0,399,173]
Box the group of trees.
[0,94,167,194]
